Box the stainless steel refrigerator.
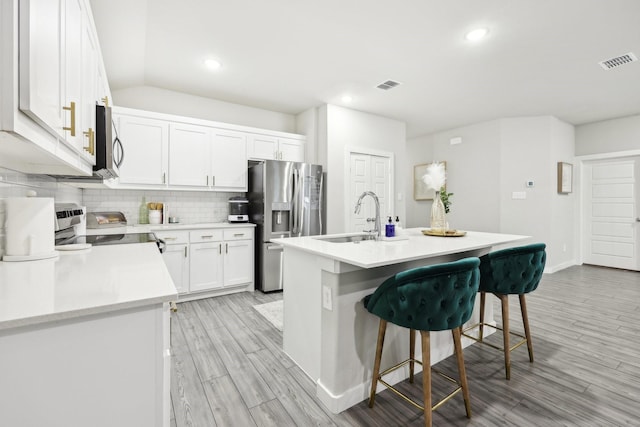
[248,160,325,292]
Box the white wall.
[548,118,576,271]
[405,116,575,272]
[112,85,296,133]
[576,114,640,155]
[296,108,318,165]
[404,133,433,228]
[318,105,406,233]
[405,120,502,231]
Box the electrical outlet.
[322,285,333,311]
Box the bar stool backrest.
[364,257,481,331]
[479,243,546,295]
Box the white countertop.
[273,228,530,269]
[0,243,177,330]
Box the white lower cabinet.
[0,303,170,427]
[155,231,190,294]
[156,227,254,298]
[223,230,253,286]
[190,241,225,292]
[162,244,189,293]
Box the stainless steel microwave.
[94,104,122,179]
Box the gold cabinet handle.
[82,128,95,155]
[169,301,178,312]
[63,101,76,136]
[201,235,214,239]
[225,243,228,254]
[233,233,244,237]
[219,243,222,254]
[163,172,166,184]
[163,237,177,241]
[184,246,187,257]
[101,96,109,107]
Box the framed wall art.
[557,162,573,194]
[414,161,446,200]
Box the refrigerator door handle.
[318,172,324,235]
[292,169,300,235]
[297,170,305,236]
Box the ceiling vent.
[376,80,401,90]
[599,52,637,70]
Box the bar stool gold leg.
[499,294,511,380]
[369,319,387,407]
[410,329,416,383]
[420,330,432,427]
[452,327,472,418]
[520,294,534,362]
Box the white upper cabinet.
[169,123,211,187]
[1,0,108,175]
[18,0,64,136]
[80,8,100,161]
[168,123,247,190]
[115,114,169,186]
[278,137,306,162]
[110,107,303,192]
[18,0,98,160]
[247,134,278,160]
[63,0,84,153]
[211,129,247,190]
[247,134,305,162]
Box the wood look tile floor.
[169,265,640,426]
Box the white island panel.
[276,228,529,413]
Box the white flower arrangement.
[421,162,446,191]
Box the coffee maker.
[228,197,249,222]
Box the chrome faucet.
[354,191,381,240]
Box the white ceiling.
[90,0,640,138]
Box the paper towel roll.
[3,197,57,261]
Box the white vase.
[430,191,447,231]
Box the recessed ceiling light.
[341,95,353,103]
[204,59,222,70]
[465,28,489,41]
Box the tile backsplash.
[0,166,245,257]
[83,189,244,224]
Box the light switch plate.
[322,285,333,311]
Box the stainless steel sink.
[313,234,377,243]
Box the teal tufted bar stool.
[464,243,546,380]
[364,257,481,427]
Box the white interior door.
[348,152,391,233]
[583,158,640,270]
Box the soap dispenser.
[394,216,403,234]
[385,216,395,238]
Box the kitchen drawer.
[223,228,253,241]
[189,229,224,243]
[154,230,189,245]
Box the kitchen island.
[274,228,529,413]
[0,243,177,427]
